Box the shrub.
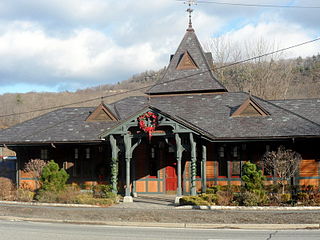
[24,159,48,189]
[236,190,268,206]
[199,193,217,205]
[36,189,59,203]
[93,184,116,199]
[206,186,221,194]
[179,194,217,206]
[280,193,292,204]
[241,162,265,192]
[0,177,15,200]
[40,160,69,193]
[16,188,35,202]
[297,189,320,206]
[216,190,234,206]
[179,196,211,206]
[56,185,81,204]
[74,193,115,206]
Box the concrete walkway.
[111,194,176,209]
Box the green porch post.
[175,133,183,204]
[202,145,207,193]
[109,135,119,194]
[190,133,197,196]
[123,134,133,203]
[122,134,141,203]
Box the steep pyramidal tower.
[147,23,227,96]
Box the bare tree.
[204,36,296,100]
[24,159,48,189]
[262,146,302,194]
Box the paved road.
[0,220,319,240]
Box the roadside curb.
[0,216,319,230]
[176,205,320,211]
[0,200,100,208]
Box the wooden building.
[0,23,319,203]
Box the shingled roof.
[1,93,319,144]
[108,94,320,140]
[146,29,227,95]
[271,99,320,125]
[0,107,115,143]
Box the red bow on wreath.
[137,112,158,140]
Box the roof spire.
[185,0,197,31]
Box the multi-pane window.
[85,148,90,159]
[40,149,48,160]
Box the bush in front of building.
[234,161,268,206]
[234,190,268,206]
[15,188,35,202]
[35,160,69,202]
[180,193,217,206]
[0,177,15,200]
[74,193,116,206]
[23,159,48,189]
[296,186,320,206]
[241,161,265,192]
[39,160,69,193]
[93,184,117,199]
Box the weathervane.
[184,0,197,30]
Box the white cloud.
[0,0,319,94]
[0,21,163,91]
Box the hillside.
[0,55,319,128]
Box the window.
[85,148,90,159]
[219,158,228,177]
[73,148,79,177]
[218,146,225,157]
[232,146,241,177]
[232,160,241,176]
[40,149,48,160]
[149,146,157,177]
[218,146,227,176]
[74,148,79,159]
[233,146,238,158]
[266,145,270,152]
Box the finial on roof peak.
[185,0,197,31]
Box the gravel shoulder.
[0,200,320,225]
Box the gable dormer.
[176,51,198,70]
[232,97,269,117]
[86,103,118,122]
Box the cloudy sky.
[0,0,319,94]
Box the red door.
[165,153,177,192]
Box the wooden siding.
[300,159,318,177]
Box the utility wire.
[217,36,320,69]
[1,36,320,119]
[177,0,320,9]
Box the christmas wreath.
[137,111,158,140]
